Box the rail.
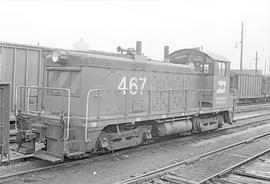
[16,86,71,140]
[85,88,217,142]
[199,148,270,183]
[120,131,270,184]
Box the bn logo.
[217,81,226,93]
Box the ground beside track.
[215,151,270,183]
[157,133,270,183]
[1,112,270,184]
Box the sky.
[0,0,270,72]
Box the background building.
[73,38,89,51]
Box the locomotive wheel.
[140,132,147,144]
[98,132,111,151]
[138,127,152,145]
[217,115,224,128]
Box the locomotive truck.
[15,42,233,162]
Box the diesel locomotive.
[15,42,233,162]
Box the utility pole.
[240,21,244,72]
[265,60,267,75]
[254,51,259,74]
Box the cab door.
[212,61,232,108]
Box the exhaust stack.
[136,41,142,55]
[164,45,169,62]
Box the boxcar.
[262,76,270,101]
[230,71,263,103]
[0,41,52,121]
[0,83,10,159]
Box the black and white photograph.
[0,0,270,183]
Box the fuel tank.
[156,120,193,136]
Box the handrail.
[85,89,100,142]
[84,88,218,142]
[16,86,71,140]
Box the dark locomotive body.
[15,44,233,162]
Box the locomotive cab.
[170,49,232,109]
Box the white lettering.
[118,77,148,95]
[118,76,128,95]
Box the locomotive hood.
[45,48,196,74]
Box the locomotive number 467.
[118,76,147,95]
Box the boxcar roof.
[170,48,230,63]
[231,69,263,75]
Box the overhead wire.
[105,2,270,33]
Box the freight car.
[262,76,270,100]
[0,83,10,161]
[0,41,53,123]
[230,70,270,103]
[15,42,233,162]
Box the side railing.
[85,88,216,142]
[15,86,71,140]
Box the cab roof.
[170,48,230,63]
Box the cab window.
[203,63,214,74]
[218,62,226,76]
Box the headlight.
[50,50,69,64]
[52,56,59,63]
[51,51,60,63]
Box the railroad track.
[120,131,270,184]
[211,149,270,183]
[198,148,270,184]
[1,112,270,183]
[236,103,270,113]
